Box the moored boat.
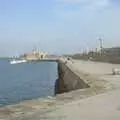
[10,59,27,64]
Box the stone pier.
[1,59,120,120]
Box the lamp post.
[99,37,103,55]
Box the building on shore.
[20,50,47,60]
[102,47,120,56]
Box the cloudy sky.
[0,0,120,56]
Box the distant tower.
[98,37,103,55]
[32,45,37,54]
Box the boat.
[10,59,27,64]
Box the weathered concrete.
[38,89,120,120]
[56,61,89,94]
[1,59,120,120]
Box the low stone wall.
[55,61,89,94]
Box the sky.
[0,0,120,56]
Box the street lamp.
[98,37,103,55]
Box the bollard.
[112,68,120,75]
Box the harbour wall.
[55,60,89,95]
[1,59,116,120]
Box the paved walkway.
[39,89,120,120]
[75,60,120,86]
[72,60,120,75]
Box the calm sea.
[0,59,58,106]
